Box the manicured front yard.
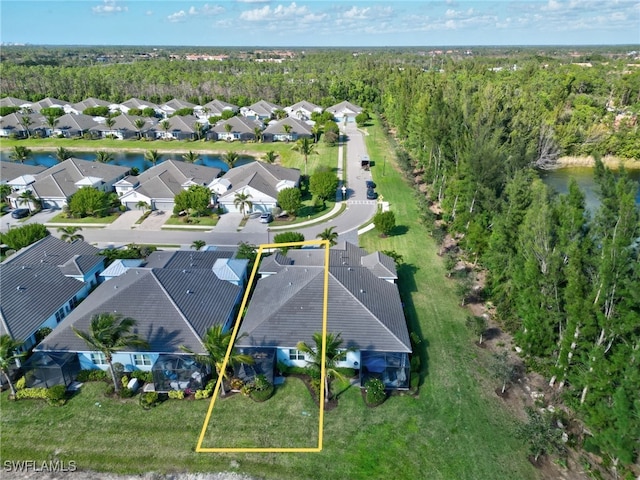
[47,212,120,224]
[163,214,219,227]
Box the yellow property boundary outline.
[196,239,330,453]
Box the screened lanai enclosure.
[23,352,81,388]
[152,354,207,392]
[360,351,410,390]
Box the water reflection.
[0,150,254,173]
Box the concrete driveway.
[1,208,60,232]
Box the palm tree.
[291,137,318,175]
[135,200,150,212]
[45,114,59,135]
[160,119,171,139]
[0,184,11,203]
[9,146,31,163]
[55,147,72,162]
[20,115,33,138]
[193,121,204,141]
[57,226,84,243]
[182,150,200,163]
[105,116,116,130]
[263,150,278,164]
[95,151,113,163]
[223,151,239,169]
[233,191,253,218]
[191,239,206,251]
[180,325,253,397]
[224,122,233,140]
[253,126,262,143]
[311,122,323,143]
[133,118,147,139]
[316,226,339,247]
[296,332,354,404]
[72,313,149,394]
[0,335,25,397]
[282,123,293,141]
[18,190,38,213]
[144,149,161,166]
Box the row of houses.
[0,96,364,141]
[2,158,300,214]
[2,236,411,392]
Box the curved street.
[2,122,380,249]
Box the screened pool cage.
[152,354,207,392]
[23,352,81,388]
[360,351,410,390]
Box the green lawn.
[47,212,120,224]
[0,138,339,174]
[0,118,538,479]
[164,214,219,227]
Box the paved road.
[2,124,379,248]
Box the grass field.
[0,119,538,479]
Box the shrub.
[365,378,386,406]
[139,391,159,409]
[119,387,135,399]
[35,327,53,343]
[195,379,215,399]
[335,367,357,378]
[168,390,185,400]
[15,376,26,390]
[130,370,153,383]
[373,210,396,236]
[121,375,129,388]
[249,375,274,402]
[15,387,49,400]
[230,377,244,390]
[76,369,109,382]
[47,385,67,405]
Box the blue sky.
[1,1,639,47]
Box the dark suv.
[366,180,376,189]
[366,188,377,200]
[11,208,29,219]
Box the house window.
[133,354,152,367]
[336,350,347,362]
[289,349,305,361]
[91,353,107,365]
[55,308,65,323]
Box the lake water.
[538,168,640,210]
[0,150,255,174]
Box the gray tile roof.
[236,264,411,353]
[99,259,144,279]
[129,160,221,199]
[72,98,110,112]
[144,249,236,270]
[212,116,262,135]
[244,100,281,117]
[218,161,300,200]
[326,101,363,115]
[0,97,31,108]
[54,113,99,133]
[162,99,196,111]
[0,264,87,341]
[121,98,159,110]
[286,101,321,113]
[2,235,101,269]
[90,114,155,134]
[58,254,106,277]
[147,115,200,134]
[0,112,47,135]
[1,161,47,183]
[263,117,312,136]
[30,158,129,199]
[36,267,242,354]
[202,99,239,116]
[30,97,66,112]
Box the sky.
[1,0,639,47]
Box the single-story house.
[285,101,323,121]
[236,242,411,390]
[240,100,281,121]
[51,113,98,138]
[10,157,130,209]
[0,162,46,191]
[115,160,221,211]
[160,98,196,117]
[29,97,66,113]
[0,96,32,111]
[213,161,300,214]
[71,97,110,115]
[34,249,248,391]
[1,236,105,352]
[144,115,204,140]
[326,101,363,123]
[197,99,239,118]
[117,98,162,116]
[262,117,313,143]
[0,112,47,138]
[90,114,156,140]
[209,116,263,142]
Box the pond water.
[0,150,255,174]
[538,167,640,210]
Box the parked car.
[366,188,378,200]
[11,208,29,219]
[366,180,376,189]
[259,212,273,224]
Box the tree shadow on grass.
[391,225,409,236]
[397,262,429,387]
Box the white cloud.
[146,10,153,16]
[167,10,187,22]
[343,6,371,20]
[201,4,225,15]
[92,0,127,14]
[240,2,309,22]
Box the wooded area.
[2,45,638,471]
